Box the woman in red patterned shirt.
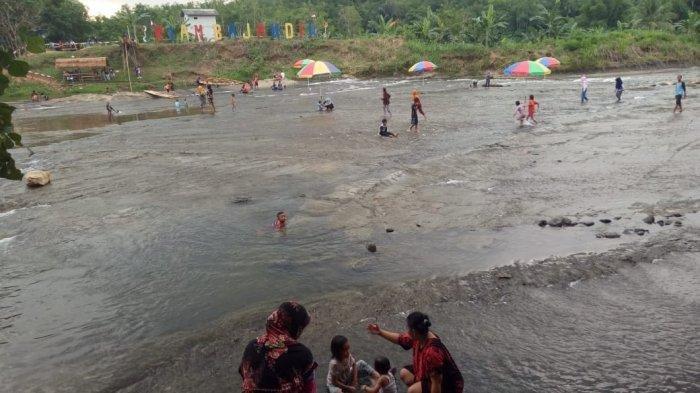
[367,312,463,393]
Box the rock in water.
[634,228,648,236]
[24,170,52,187]
[642,215,655,224]
[548,216,572,227]
[537,220,548,227]
[596,231,620,239]
[580,220,595,227]
[657,220,665,226]
[386,228,394,233]
[599,218,612,224]
[674,221,682,227]
[367,243,377,252]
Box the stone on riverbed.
[642,215,655,224]
[599,218,612,224]
[548,217,574,227]
[596,231,620,239]
[24,170,52,187]
[366,243,377,252]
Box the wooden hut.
[55,57,109,82]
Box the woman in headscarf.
[367,311,463,393]
[240,302,317,393]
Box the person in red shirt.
[274,211,287,231]
[367,312,463,393]
[526,94,539,124]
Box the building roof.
[181,9,219,17]
[55,57,108,69]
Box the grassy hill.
[7,30,699,100]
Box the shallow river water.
[1,69,699,392]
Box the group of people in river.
[239,302,464,393]
[512,73,689,127]
[374,88,427,138]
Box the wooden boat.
[144,90,178,99]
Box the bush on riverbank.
[9,29,698,100]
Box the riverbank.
[6,29,698,101]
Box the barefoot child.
[379,118,398,138]
[514,100,526,127]
[229,93,236,112]
[327,335,358,393]
[382,87,391,115]
[361,356,397,393]
[526,95,539,124]
[409,97,426,132]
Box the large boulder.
[24,170,52,187]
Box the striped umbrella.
[408,60,437,74]
[293,58,314,69]
[504,61,551,77]
[296,60,341,79]
[536,57,560,69]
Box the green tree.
[529,7,572,38]
[578,0,632,28]
[634,0,675,28]
[338,5,363,37]
[40,0,92,41]
[471,3,507,46]
[0,50,31,180]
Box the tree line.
[1,0,698,53]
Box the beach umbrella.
[293,58,314,69]
[296,60,341,79]
[504,61,551,77]
[408,60,437,74]
[536,57,560,69]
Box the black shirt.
[241,339,314,385]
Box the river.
[1,68,698,392]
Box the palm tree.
[371,14,398,35]
[634,0,674,30]
[529,8,569,38]
[471,3,507,47]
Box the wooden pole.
[123,30,133,92]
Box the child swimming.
[273,211,287,231]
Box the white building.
[181,9,219,41]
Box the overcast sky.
[79,0,195,17]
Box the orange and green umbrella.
[293,58,314,69]
[296,60,341,79]
[504,61,551,77]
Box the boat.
[144,90,179,99]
